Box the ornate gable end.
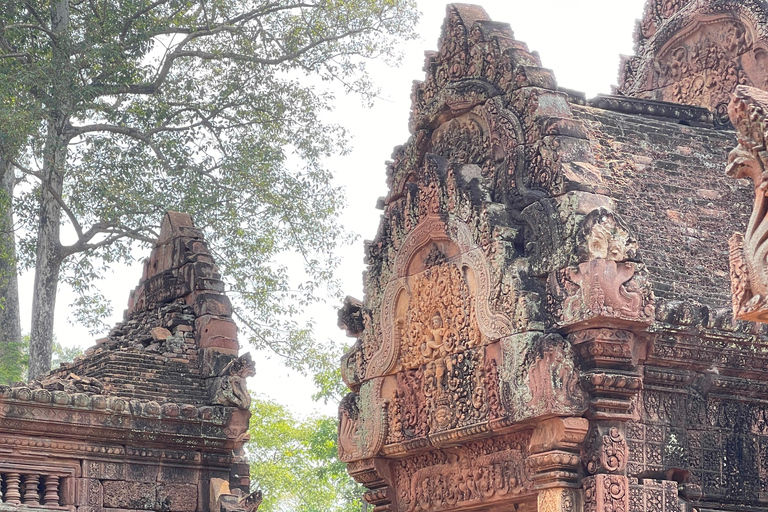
[338,5,660,512]
[618,0,768,123]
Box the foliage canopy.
[0,0,418,376]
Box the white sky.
[17,0,645,416]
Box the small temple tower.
[0,212,260,512]
[338,3,768,512]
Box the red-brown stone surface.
[0,212,260,512]
[338,3,768,512]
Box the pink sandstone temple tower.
[338,2,768,512]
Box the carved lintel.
[726,86,768,323]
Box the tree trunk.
[0,157,21,345]
[28,0,70,380]
[28,123,66,380]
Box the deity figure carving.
[400,262,481,369]
[420,312,458,359]
[726,85,768,321]
[548,208,654,330]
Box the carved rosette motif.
[584,475,629,512]
[584,426,628,475]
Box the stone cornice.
[0,386,247,451]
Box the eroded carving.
[548,209,654,330]
[500,333,587,422]
[210,354,255,409]
[338,380,388,462]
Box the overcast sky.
[18,0,646,414]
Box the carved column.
[23,474,40,505]
[44,475,60,506]
[545,207,652,512]
[527,417,589,512]
[6,473,21,504]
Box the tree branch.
[66,123,165,160]
[9,158,86,242]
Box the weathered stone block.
[156,483,198,512]
[187,292,233,318]
[195,315,238,351]
[102,481,156,510]
[127,463,159,483]
[158,465,198,484]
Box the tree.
[0,0,418,378]
[247,395,362,512]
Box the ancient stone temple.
[338,2,768,512]
[0,212,260,512]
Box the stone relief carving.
[584,426,628,475]
[547,208,654,330]
[430,114,489,165]
[338,379,388,463]
[392,434,531,512]
[368,216,512,382]
[500,333,587,422]
[584,474,629,512]
[399,262,480,368]
[386,348,502,445]
[210,354,255,409]
[620,2,768,120]
[726,85,768,321]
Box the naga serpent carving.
[727,85,768,321]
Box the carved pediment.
[619,1,768,120]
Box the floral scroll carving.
[726,85,768,322]
[584,426,628,475]
[584,474,629,512]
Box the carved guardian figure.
[727,85,768,321]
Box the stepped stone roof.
[0,212,260,512]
